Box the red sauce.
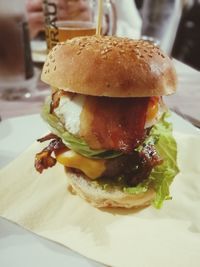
[80,96,150,153]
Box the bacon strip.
[37,133,58,142]
[35,134,67,173]
[35,151,56,174]
[80,96,150,153]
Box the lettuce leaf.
[124,112,179,208]
[148,112,179,208]
[41,100,122,159]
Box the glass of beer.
[43,0,116,50]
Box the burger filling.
[35,90,179,208]
[52,92,165,152]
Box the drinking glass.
[43,0,116,50]
[0,0,36,100]
[141,0,182,54]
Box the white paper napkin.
[0,132,200,267]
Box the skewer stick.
[96,0,103,36]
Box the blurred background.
[0,0,199,103]
[135,0,200,70]
[0,0,199,129]
[30,0,200,71]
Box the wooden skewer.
[96,0,103,36]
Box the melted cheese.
[56,150,106,179]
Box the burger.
[35,36,179,209]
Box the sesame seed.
[106,83,110,88]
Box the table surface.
[0,60,199,125]
[164,60,200,125]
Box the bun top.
[41,36,177,97]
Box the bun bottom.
[65,169,155,209]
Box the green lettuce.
[41,100,122,159]
[124,112,179,208]
[148,112,179,208]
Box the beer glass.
[0,0,35,100]
[43,0,116,50]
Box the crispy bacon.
[37,133,58,142]
[80,96,150,153]
[35,151,56,174]
[35,134,67,173]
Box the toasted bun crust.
[66,170,155,208]
[42,36,177,97]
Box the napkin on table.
[0,132,200,267]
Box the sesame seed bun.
[66,169,155,208]
[41,36,177,97]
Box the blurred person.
[26,0,141,39]
[26,0,91,39]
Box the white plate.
[0,113,199,267]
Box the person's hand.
[59,0,91,21]
[26,0,91,39]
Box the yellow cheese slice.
[56,150,106,179]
